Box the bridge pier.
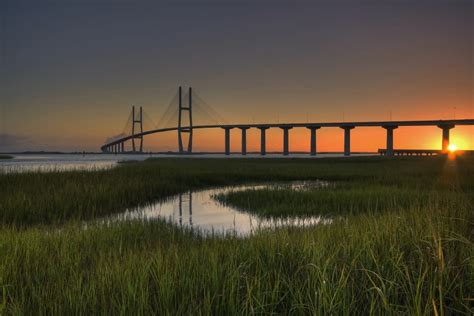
[383,126,398,157]
[341,126,355,156]
[437,124,455,153]
[239,127,250,155]
[258,126,270,155]
[177,87,193,154]
[306,126,321,156]
[280,126,293,156]
[222,127,234,155]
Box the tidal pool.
[109,181,332,236]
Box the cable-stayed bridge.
[101,87,474,156]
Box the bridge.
[101,87,474,157]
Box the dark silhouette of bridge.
[101,87,474,156]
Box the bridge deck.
[101,119,474,150]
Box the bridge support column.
[280,126,293,156]
[177,86,193,154]
[131,105,144,153]
[258,127,270,156]
[383,126,398,157]
[222,127,234,156]
[306,126,321,156]
[240,127,250,155]
[341,126,355,156]
[437,124,455,153]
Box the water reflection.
[0,154,150,173]
[110,181,332,237]
[178,191,193,227]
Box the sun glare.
[448,143,458,152]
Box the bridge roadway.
[101,119,474,156]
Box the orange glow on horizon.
[131,125,473,153]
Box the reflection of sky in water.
[0,154,150,173]
[109,181,333,237]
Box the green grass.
[0,157,473,314]
[213,181,470,218]
[0,155,13,160]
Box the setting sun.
[448,143,458,152]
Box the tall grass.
[0,156,473,314]
[0,157,458,225]
[214,182,471,218]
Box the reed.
[0,156,472,314]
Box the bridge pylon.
[132,105,144,153]
[178,86,193,153]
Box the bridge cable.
[156,90,180,129]
[192,90,228,125]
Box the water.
[0,153,376,173]
[0,154,150,173]
[108,181,332,236]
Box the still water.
[0,154,150,173]
[108,181,332,236]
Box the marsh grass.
[0,156,473,314]
[214,183,470,218]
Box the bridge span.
[101,87,474,156]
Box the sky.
[1,0,472,152]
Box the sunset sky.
[1,0,472,152]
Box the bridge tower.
[132,105,144,153]
[178,86,193,153]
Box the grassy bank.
[214,181,470,218]
[0,157,459,225]
[0,157,473,314]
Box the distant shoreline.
[1,151,377,155]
